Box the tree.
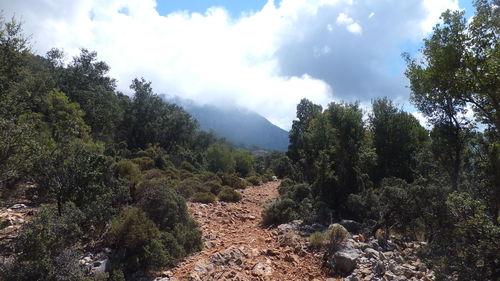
[205,143,235,173]
[288,98,323,163]
[127,78,197,151]
[58,49,123,143]
[370,98,429,185]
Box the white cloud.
[0,0,462,130]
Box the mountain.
[162,96,289,151]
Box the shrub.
[219,173,246,189]
[204,180,223,195]
[280,178,294,187]
[180,161,195,172]
[137,179,189,232]
[196,171,221,184]
[246,175,262,186]
[16,202,85,261]
[113,159,142,185]
[142,168,165,180]
[191,192,216,204]
[309,232,325,249]
[325,224,349,251]
[206,143,235,173]
[173,218,203,254]
[234,150,254,177]
[179,169,194,180]
[131,157,155,171]
[261,173,274,183]
[218,186,242,202]
[164,166,180,181]
[262,198,299,226]
[176,178,209,198]
[106,207,170,272]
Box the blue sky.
[0,0,479,129]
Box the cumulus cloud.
[0,0,460,129]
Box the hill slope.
[163,96,289,151]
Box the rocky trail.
[168,181,329,281]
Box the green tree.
[288,98,323,163]
[370,98,429,185]
[233,150,254,177]
[206,143,235,173]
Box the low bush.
[219,173,246,189]
[131,157,155,171]
[107,207,172,272]
[204,180,223,195]
[191,192,216,203]
[113,159,142,186]
[180,161,195,172]
[325,224,349,251]
[246,175,261,186]
[309,231,325,249]
[196,171,221,184]
[218,186,242,202]
[262,198,299,226]
[142,168,165,180]
[137,179,189,232]
[176,178,208,198]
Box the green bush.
[176,178,209,198]
[131,157,155,171]
[163,166,180,181]
[309,231,325,249]
[180,161,195,172]
[16,202,85,261]
[246,175,262,186]
[206,143,235,173]
[204,180,223,195]
[2,203,87,281]
[261,173,274,183]
[218,186,242,202]
[179,169,195,180]
[107,207,171,272]
[142,168,165,180]
[191,192,216,203]
[196,171,221,184]
[325,224,349,250]
[219,173,246,189]
[113,159,142,186]
[234,150,254,177]
[173,218,203,255]
[137,179,189,232]
[280,178,294,187]
[262,198,299,226]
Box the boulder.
[340,220,361,234]
[91,257,110,274]
[252,263,273,276]
[10,204,27,210]
[334,248,360,274]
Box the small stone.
[10,204,27,210]
[252,263,273,276]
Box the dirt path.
[169,181,329,281]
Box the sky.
[0,0,476,130]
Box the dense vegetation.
[264,1,499,280]
[0,15,281,280]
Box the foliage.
[309,231,325,249]
[206,143,235,173]
[219,173,247,189]
[191,192,216,203]
[217,186,242,202]
[246,175,261,186]
[233,150,254,177]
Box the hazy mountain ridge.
[163,96,289,151]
